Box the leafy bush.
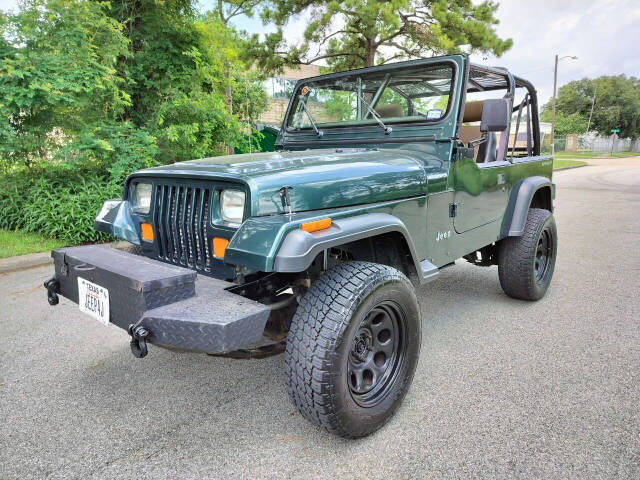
[0,124,161,244]
[2,168,114,244]
[22,173,116,244]
[0,1,268,246]
[0,172,28,231]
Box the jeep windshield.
[286,63,454,132]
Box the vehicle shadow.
[36,261,553,478]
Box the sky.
[2,0,639,106]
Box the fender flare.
[501,176,554,237]
[273,213,431,281]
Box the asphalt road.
[2,159,639,479]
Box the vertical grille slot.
[154,183,211,272]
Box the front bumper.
[45,245,271,357]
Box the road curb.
[0,241,131,274]
[554,164,589,171]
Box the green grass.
[554,151,598,159]
[553,159,588,170]
[609,151,640,158]
[554,151,640,159]
[0,229,66,259]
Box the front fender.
[224,208,424,278]
[273,213,422,273]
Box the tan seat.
[462,101,483,123]
[460,102,483,161]
[375,104,404,118]
[460,101,497,163]
[460,100,484,147]
[459,125,483,148]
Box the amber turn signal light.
[213,237,229,258]
[140,222,154,242]
[300,218,332,233]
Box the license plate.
[78,277,110,326]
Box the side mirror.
[480,99,510,132]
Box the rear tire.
[498,208,557,300]
[284,261,421,438]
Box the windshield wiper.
[297,96,323,137]
[355,90,392,135]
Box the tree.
[213,0,264,26]
[106,0,267,161]
[259,0,512,71]
[0,0,269,244]
[153,13,267,160]
[0,0,130,169]
[540,111,588,137]
[0,0,268,170]
[542,75,640,139]
[206,0,269,153]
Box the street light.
[550,54,578,156]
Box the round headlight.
[220,189,245,225]
[132,183,152,214]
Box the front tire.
[284,261,421,438]
[498,208,557,300]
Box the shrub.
[0,126,161,244]
[0,1,268,246]
[22,172,117,244]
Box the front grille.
[154,184,212,272]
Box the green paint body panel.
[116,55,554,277]
[133,148,431,216]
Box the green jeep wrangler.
[45,55,557,438]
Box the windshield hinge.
[449,202,459,218]
[453,141,474,162]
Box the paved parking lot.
[1,159,639,479]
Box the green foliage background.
[257,0,512,72]
[541,75,640,139]
[0,0,267,244]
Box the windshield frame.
[283,59,459,134]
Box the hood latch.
[279,186,294,215]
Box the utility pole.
[586,83,598,133]
[610,133,616,157]
[550,54,558,156]
[549,54,578,156]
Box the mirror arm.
[468,137,487,148]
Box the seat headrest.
[375,104,404,118]
[463,101,483,122]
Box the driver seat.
[460,101,497,163]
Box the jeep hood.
[133,148,433,216]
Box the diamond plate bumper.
[47,245,271,355]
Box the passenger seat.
[375,104,404,118]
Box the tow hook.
[44,278,60,306]
[127,324,150,358]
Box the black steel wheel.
[285,262,421,438]
[499,208,557,301]
[534,229,553,283]
[347,301,407,407]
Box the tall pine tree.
[257,0,512,71]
